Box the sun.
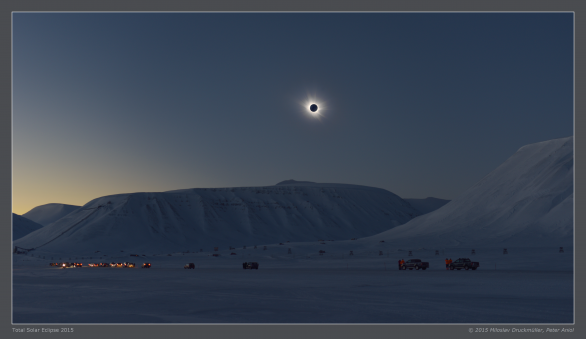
[300,93,326,118]
[309,103,319,114]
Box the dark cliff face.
[15,184,418,253]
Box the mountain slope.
[23,203,80,227]
[14,183,418,254]
[404,197,450,215]
[365,136,573,248]
[12,214,44,241]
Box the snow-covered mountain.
[14,182,418,254]
[12,214,44,240]
[23,203,80,227]
[14,136,573,254]
[404,197,450,215]
[365,136,573,248]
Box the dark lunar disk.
[310,104,318,112]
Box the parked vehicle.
[449,258,479,270]
[401,259,429,270]
[243,262,259,270]
[184,263,195,269]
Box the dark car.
[449,258,479,270]
[401,259,429,270]
[142,263,151,268]
[243,262,259,270]
[184,263,195,269]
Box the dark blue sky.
[13,13,573,214]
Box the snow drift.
[366,136,573,248]
[14,182,418,254]
[12,214,43,240]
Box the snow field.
[13,244,573,323]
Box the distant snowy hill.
[12,214,44,240]
[14,183,418,254]
[365,136,573,248]
[23,203,80,227]
[276,180,317,185]
[279,182,451,216]
[404,197,450,215]
[274,180,387,191]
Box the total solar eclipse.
[300,93,324,118]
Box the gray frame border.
[3,1,584,338]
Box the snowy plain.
[13,241,573,324]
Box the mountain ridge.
[12,214,44,240]
[23,203,81,227]
[15,183,419,253]
[364,136,573,248]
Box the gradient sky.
[12,12,573,215]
